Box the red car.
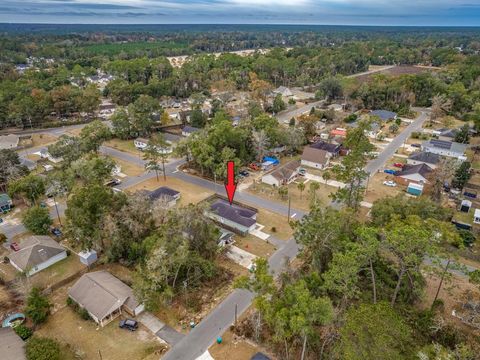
[248,163,260,171]
[10,242,20,252]
[393,163,404,168]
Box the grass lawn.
[256,209,293,240]
[36,305,165,360]
[247,179,336,213]
[105,138,143,156]
[30,254,86,290]
[209,328,264,360]
[364,173,404,203]
[125,176,214,205]
[235,234,276,258]
[19,133,58,148]
[108,156,144,177]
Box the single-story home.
[0,327,26,360]
[39,149,62,163]
[147,186,180,207]
[134,138,149,150]
[68,271,145,327]
[421,139,467,160]
[474,209,480,225]
[0,134,20,150]
[0,193,13,213]
[20,157,37,171]
[370,110,397,121]
[437,128,458,141]
[394,163,433,186]
[366,122,382,139]
[262,160,300,187]
[182,125,200,137]
[310,141,341,157]
[207,198,258,236]
[407,151,442,169]
[9,236,67,277]
[301,147,330,169]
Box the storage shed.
[78,249,98,266]
[407,183,424,196]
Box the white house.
[134,138,149,150]
[39,149,62,163]
[421,139,467,160]
[474,209,480,225]
[262,160,300,187]
[8,236,67,277]
[301,147,330,170]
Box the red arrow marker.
[225,161,237,205]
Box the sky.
[0,0,480,26]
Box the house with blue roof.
[370,110,397,122]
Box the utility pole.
[287,196,291,220]
[234,303,238,327]
[53,196,62,226]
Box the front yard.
[364,172,404,203]
[125,176,214,205]
[104,138,144,156]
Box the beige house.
[68,271,145,327]
[301,147,330,169]
[262,160,300,187]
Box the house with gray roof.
[0,134,19,150]
[0,327,26,360]
[421,139,467,159]
[68,271,144,327]
[0,193,13,213]
[407,151,442,169]
[370,110,397,121]
[207,199,258,236]
[147,186,180,207]
[8,236,67,276]
[395,163,433,186]
[182,125,200,137]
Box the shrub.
[271,227,277,232]
[344,114,358,123]
[25,288,51,325]
[14,324,33,340]
[78,308,92,321]
[26,336,61,360]
[0,233,6,244]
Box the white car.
[383,180,397,187]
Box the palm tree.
[297,181,305,199]
[309,181,320,203]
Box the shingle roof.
[396,163,432,178]
[301,147,329,165]
[408,151,441,165]
[210,199,257,228]
[370,110,397,121]
[310,141,340,154]
[0,327,26,360]
[268,160,300,182]
[148,186,180,201]
[183,126,200,133]
[68,271,141,321]
[423,139,467,154]
[8,236,65,272]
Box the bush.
[271,227,277,232]
[26,336,61,360]
[22,206,52,235]
[78,308,92,321]
[343,114,358,123]
[458,229,476,247]
[14,324,33,340]
[0,233,6,244]
[25,288,51,325]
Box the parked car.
[393,163,404,168]
[384,169,397,175]
[411,143,421,148]
[104,178,122,187]
[119,319,138,331]
[383,181,397,187]
[239,170,250,177]
[51,227,62,237]
[248,163,260,171]
[0,218,3,224]
[298,168,306,176]
[10,242,20,251]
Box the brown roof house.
[0,327,26,360]
[9,236,67,277]
[301,147,330,170]
[68,271,145,327]
[261,160,300,187]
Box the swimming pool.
[2,313,25,328]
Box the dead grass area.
[105,138,143,156]
[236,234,276,258]
[19,133,58,148]
[36,302,165,360]
[256,209,293,240]
[30,255,86,290]
[125,176,213,205]
[247,179,336,213]
[364,173,404,203]
[65,128,82,137]
[209,329,265,360]
[108,156,144,177]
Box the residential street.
[275,100,324,124]
[364,109,428,176]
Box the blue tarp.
[262,156,279,165]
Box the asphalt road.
[364,110,428,176]
[275,100,324,124]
